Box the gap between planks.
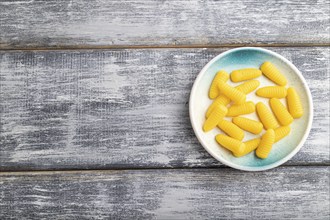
[0,43,330,51]
[1,164,329,175]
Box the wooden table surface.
[0,0,329,219]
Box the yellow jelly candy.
[287,87,303,118]
[227,101,255,117]
[256,86,287,98]
[215,134,245,156]
[256,129,275,159]
[209,70,229,99]
[235,80,260,94]
[218,82,246,104]
[205,95,231,118]
[256,102,279,130]
[274,126,291,143]
[203,105,228,132]
[231,68,262,82]
[260,61,287,86]
[234,138,261,157]
[270,98,293,126]
[218,119,245,141]
[232,117,263,134]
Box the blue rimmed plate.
[189,47,313,171]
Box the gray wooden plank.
[0,47,329,171]
[0,167,329,219]
[0,0,329,49]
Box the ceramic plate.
[189,47,313,171]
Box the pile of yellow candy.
[203,62,303,159]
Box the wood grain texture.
[0,167,329,219]
[0,0,329,49]
[0,47,329,171]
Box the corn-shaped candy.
[218,120,245,141]
[218,82,246,104]
[209,70,229,99]
[256,102,279,129]
[235,80,260,94]
[227,101,255,117]
[203,105,228,132]
[232,117,263,134]
[287,87,303,118]
[256,129,275,159]
[260,61,287,86]
[234,138,261,157]
[256,86,287,98]
[269,98,293,126]
[215,134,245,156]
[206,95,231,118]
[274,126,291,143]
[231,68,262,82]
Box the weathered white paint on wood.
[0,0,329,48]
[0,47,328,170]
[0,1,328,219]
[0,167,329,219]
